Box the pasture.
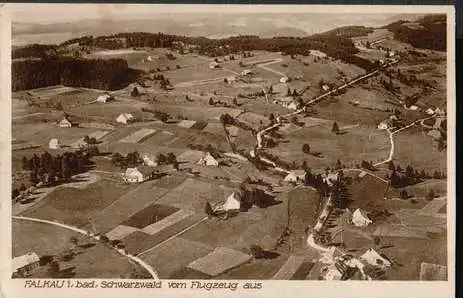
[268,123,390,169]
[394,127,447,172]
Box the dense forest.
[384,14,446,51]
[12,31,375,70]
[12,58,142,91]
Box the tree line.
[13,148,98,199]
[12,57,143,91]
[387,161,445,188]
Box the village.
[11,14,448,281]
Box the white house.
[49,138,60,150]
[122,166,154,183]
[280,76,289,83]
[12,252,40,277]
[360,249,391,268]
[351,208,372,227]
[322,84,330,91]
[59,117,72,128]
[425,108,435,115]
[197,152,219,166]
[209,61,220,69]
[284,172,298,183]
[241,69,253,76]
[116,113,135,124]
[96,93,114,103]
[143,154,158,167]
[146,55,153,62]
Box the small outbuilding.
[225,76,237,84]
[142,154,158,167]
[241,69,253,76]
[351,208,372,227]
[209,61,220,69]
[116,113,135,125]
[197,152,219,167]
[59,117,72,128]
[49,138,60,150]
[280,76,290,83]
[96,93,114,103]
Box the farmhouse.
[49,138,60,150]
[122,165,155,183]
[426,108,435,115]
[96,93,114,103]
[321,84,330,91]
[116,113,135,124]
[280,76,290,83]
[146,55,153,62]
[209,61,220,69]
[12,252,40,277]
[241,69,253,76]
[59,117,72,128]
[360,249,391,268]
[351,208,372,227]
[197,152,219,166]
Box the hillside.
[384,14,446,51]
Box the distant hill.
[384,14,446,51]
[319,25,374,38]
[259,27,309,38]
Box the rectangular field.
[119,128,157,143]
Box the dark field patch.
[122,204,179,229]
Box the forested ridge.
[12,57,142,91]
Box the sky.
[8,4,438,24]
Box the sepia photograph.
[4,3,453,288]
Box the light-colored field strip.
[177,120,197,128]
[119,128,157,143]
[12,215,159,279]
[416,199,447,216]
[106,225,140,240]
[187,247,252,277]
[137,216,208,257]
[165,136,181,146]
[271,256,306,280]
[141,209,195,235]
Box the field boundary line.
[12,215,159,279]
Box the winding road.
[13,215,159,279]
